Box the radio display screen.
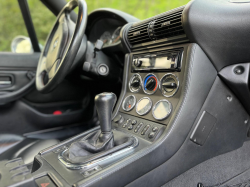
[137,56,176,69]
[131,49,183,72]
[155,57,172,68]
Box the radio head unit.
[132,49,183,72]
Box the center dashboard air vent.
[127,6,189,51]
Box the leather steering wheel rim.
[36,0,87,93]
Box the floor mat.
[163,140,250,187]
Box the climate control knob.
[160,74,179,97]
[145,77,156,91]
[131,78,140,89]
[129,74,142,92]
[143,74,158,94]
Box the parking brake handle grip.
[95,92,117,133]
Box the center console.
[0,43,190,187]
[0,39,194,187]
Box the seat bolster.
[0,136,59,164]
[0,134,24,154]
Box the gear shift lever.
[67,92,136,164]
[95,92,117,133]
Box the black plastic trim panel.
[183,0,250,71]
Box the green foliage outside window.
[0,0,190,52]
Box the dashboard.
[86,9,139,50]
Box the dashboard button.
[114,115,122,123]
[141,125,150,135]
[152,127,158,132]
[134,123,143,133]
[122,123,128,128]
[148,132,155,139]
[128,124,133,130]
[35,176,56,187]
[131,120,137,125]
[113,115,124,124]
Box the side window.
[28,0,55,48]
[0,0,55,53]
[0,1,29,52]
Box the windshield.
[68,0,190,20]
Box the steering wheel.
[36,0,87,93]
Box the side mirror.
[11,36,33,53]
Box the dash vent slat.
[127,6,189,50]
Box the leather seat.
[0,134,59,164]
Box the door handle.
[0,75,13,88]
[0,81,11,85]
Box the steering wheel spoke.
[35,0,87,93]
[36,56,47,75]
[48,59,61,80]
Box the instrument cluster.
[98,27,122,48]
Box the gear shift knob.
[95,92,117,133]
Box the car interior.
[1,0,250,186]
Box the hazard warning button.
[35,176,56,187]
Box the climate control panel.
[129,73,179,98]
[126,72,180,122]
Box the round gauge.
[160,74,179,97]
[143,74,159,95]
[129,74,142,93]
[136,97,152,116]
[122,95,136,112]
[152,100,172,120]
[100,31,112,46]
[111,27,122,44]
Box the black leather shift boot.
[69,130,114,159]
[65,130,136,164]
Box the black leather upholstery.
[0,134,24,154]
[0,134,59,164]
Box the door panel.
[0,53,92,135]
[0,52,39,70]
[0,71,32,92]
[0,53,38,104]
